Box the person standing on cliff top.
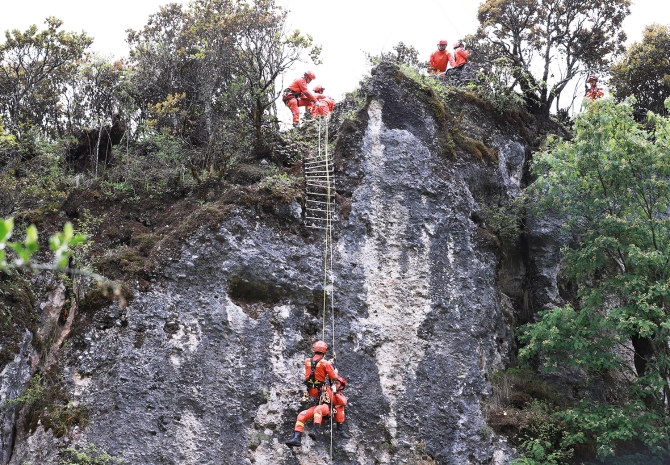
[451,41,470,72]
[584,75,604,101]
[428,40,454,76]
[285,340,349,447]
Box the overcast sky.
[0,0,665,123]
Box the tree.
[610,24,670,117]
[475,0,630,116]
[126,0,320,158]
[365,41,424,70]
[64,56,134,134]
[521,98,670,460]
[0,17,92,139]
[232,0,321,155]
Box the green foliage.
[483,193,526,246]
[101,131,192,198]
[59,443,124,464]
[397,64,448,102]
[65,55,135,134]
[520,98,670,459]
[464,57,525,114]
[0,146,71,220]
[49,222,86,269]
[474,0,630,115]
[71,209,104,273]
[610,24,670,116]
[0,218,85,271]
[365,42,425,72]
[127,0,320,155]
[5,373,44,407]
[510,401,574,465]
[258,171,301,201]
[7,369,88,438]
[0,17,92,139]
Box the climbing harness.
[302,115,338,462]
[306,356,324,390]
[282,88,302,103]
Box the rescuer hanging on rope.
[428,40,454,76]
[584,75,604,101]
[310,85,336,118]
[283,71,318,127]
[285,340,349,447]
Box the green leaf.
[0,217,13,244]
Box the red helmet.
[335,376,347,390]
[587,75,598,83]
[453,40,463,49]
[313,85,325,93]
[313,340,327,354]
[438,40,447,46]
[304,71,316,80]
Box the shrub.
[59,443,124,465]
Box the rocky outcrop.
[1,332,34,464]
[4,63,561,464]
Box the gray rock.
[4,63,566,464]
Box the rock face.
[3,63,559,464]
[1,332,33,465]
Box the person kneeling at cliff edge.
[310,85,336,118]
[285,340,349,447]
[283,71,318,127]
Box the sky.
[0,0,666,123]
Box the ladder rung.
[306,199,331,204]
[305,217,334,222]
[302,160,335,166]
[305,192,335,196]
[306,208,333,213]
[306,183,334,188]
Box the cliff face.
[2,63,563,464]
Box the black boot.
[336,422,350,439]
[285,431,302,447]
[308,423,321,440]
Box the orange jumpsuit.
[283,77,317,124]
[453,48,470,68]
[294,385,347,433]
[585,86,604,100]
[293,355,347,433]
[311,95,336,117]
[429,50,454,75]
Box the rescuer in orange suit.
[428,40,454,76]
[452,41,470,71]
[311,85,336,118]
[285,340,349,447]
[584,75,604,101]
[283,71,318,126]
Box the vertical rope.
[326,116,335,463]
[320,116,329,342]
[317,114,335,463]
[327,116,335,362]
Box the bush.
[10,368,89,438]
[100,131,193,199]
[59,443,124,465]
